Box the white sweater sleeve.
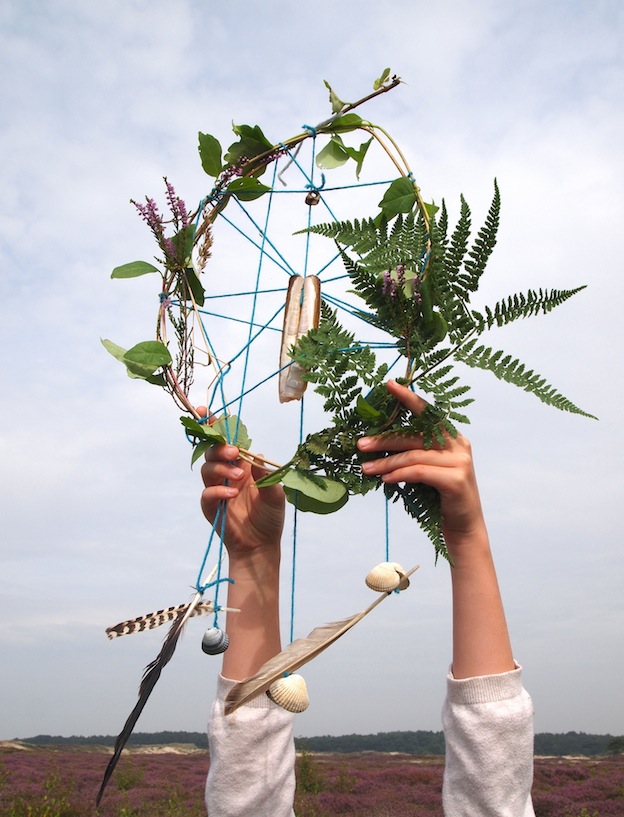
[442,665,535,817]
[205,675,296,817]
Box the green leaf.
[171,224,196,266]
[284,486,349,514]
[225,124,273,176]
[198,132,223,177]
[316,136,350,170]
[373,68,391,90]
[102,338,170,382]
[181,266,205,307]
[111,261,159,279]
[325,113,364,133]
[101,337,129,364]
[226,177,271,201]
[282,470,347,504]
[124,341,172,373]
[191,440,212,467]
[256,469,290,488]
[180,415,252,449]
[344,137,373,179]
[180,416,226,443]
[323,79,346,114]
[212,416,252,449]
[378,177,417,219]
[355,394,386,423]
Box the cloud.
[1,0,623,742]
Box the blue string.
[187,147,408,638]
[289,394,306,644]
[385,495,390,562]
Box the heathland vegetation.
[18,730,624,757]
[1,743,623,817]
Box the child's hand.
[199,414,285,557]
[357,380,486,545]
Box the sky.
[1,0,623,744]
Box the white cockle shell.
[201,626,230,655]
[267,674,310,713]
[365,562,410,592]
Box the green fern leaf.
[456,342,596,417]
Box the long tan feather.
[224,565,419,715]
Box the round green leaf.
[227,177,271,202]
[325,113,364,133]
[284,486,349,514]
[316,137,350,170]
[378,177,417,218]
[123,341,172,373]
[281,470,347,504]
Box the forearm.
[446,522,514,679]
[221,545,282,681]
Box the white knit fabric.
[442,665,535,816]
[206,668,535,816]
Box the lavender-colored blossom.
[132,197,164,234]
[163,236,176,262]
[164,177,190,228]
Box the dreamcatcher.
[97,70,593,802]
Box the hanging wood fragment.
[278,275,321,402]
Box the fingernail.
[231,467,244,478]
[359,437,371,449]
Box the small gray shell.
[201,627,230,655]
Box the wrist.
[444,519,491,565]
[227,544,281,580]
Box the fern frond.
[443,195,472,295]
[385,482,447,562]
[478,286,587,330]
[456,341,596,418]
[300,218,382,255]
[463,180,500,290]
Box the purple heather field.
[0,745,623,816]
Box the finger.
[358,432,426,453]
[200,485,240,524]
[362,448,446,477]
[386,379,428,415]
[201,459,246,488]
[203,442,241,464]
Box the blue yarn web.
[190,135,403,640]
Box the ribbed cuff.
[446,663,523,705]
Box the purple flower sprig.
[164,177,190,230]
[131,180,192,272]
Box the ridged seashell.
[267,673,309,713]
[201,627,229,655]
[278,275,321,403]
[365,562,409,592]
